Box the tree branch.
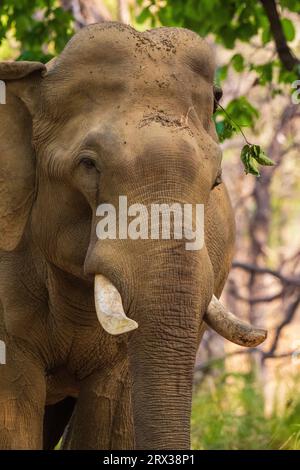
[264,294,300,357]
[260,0,300,74]
[229,289,284,304]
[232,261,300,287]
[194,347,294,373]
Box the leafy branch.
[216,102,275,176]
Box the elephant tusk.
[94,274,138,335]
[204,295,267,347]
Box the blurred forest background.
[1,0,300,450]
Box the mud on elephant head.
[0,22,267,449]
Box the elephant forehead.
[42,23,215,104]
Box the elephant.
[0,22,267,450]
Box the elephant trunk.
[128,310,197,449]
[127,248,205,450]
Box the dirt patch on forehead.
[134,33,177,55]
[138,109,194,137]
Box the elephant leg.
[43,396,77,449]
[0,345,46,449]
[61,362,134,449]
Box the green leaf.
[252,62,273,85]
[252,144,261,158]
[278,65,298,83]
[226,97,259,128]
[231,53,245,72]
[281,18,296,41]
[248,158,260,176]
[280,0,300,13]
[136,7,152,24]
[218,26,236,49]
[215,65,228,83]
[241,144,251,167]
[215,119,236,142]
[253,148,275,166]
[261,26,271,44]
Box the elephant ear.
[0,61,46,251]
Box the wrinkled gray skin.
[0,22,235,449]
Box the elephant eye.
[79,157,97,170]
[212,169,222,189]
[213,85,223,113]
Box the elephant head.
[0,23,266,449]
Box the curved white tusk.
[94,274,138,335]
[204,295,267,347]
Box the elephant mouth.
[94,274,267,347]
